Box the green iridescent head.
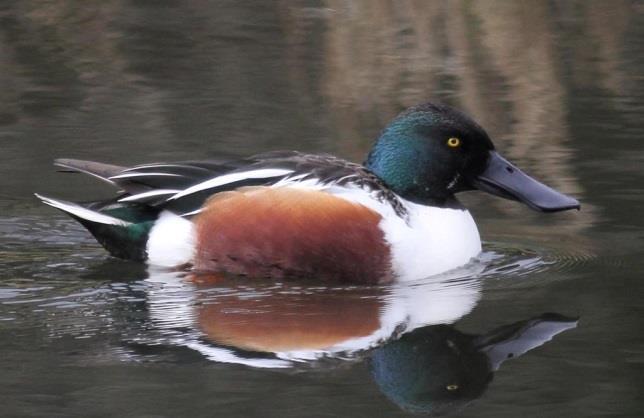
[365,102,580,212]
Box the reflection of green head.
[370,325,492,416]
[369,313,578,416]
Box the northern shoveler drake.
[36,102,579,283]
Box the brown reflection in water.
[191,276,384,352]
[2,0,639,230]
[457,1,581,223]
[567,0,632,94]
[318,0,455,156]
[1,1,127,115]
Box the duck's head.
[365,102,580,211]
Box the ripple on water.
[480,240,598,279]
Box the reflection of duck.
[145,265,484,364]
[143,272,577,416]
[370,314,578,416]
[38,103,578,283]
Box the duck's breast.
[379,202,482,281]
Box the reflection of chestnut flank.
[196,288,383,352]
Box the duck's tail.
[35,194,158,261]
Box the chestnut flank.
[192,187,392,283]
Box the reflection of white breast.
[317,262,485,358]
[389,265,484,329]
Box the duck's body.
[37,103,579,283]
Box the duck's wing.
[169,151,411,217]
[53,152,396,217]
[138,151,392,216]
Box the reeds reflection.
[2,1,640,237]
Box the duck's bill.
[472,152,580,212]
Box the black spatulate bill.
[472,152,580,212]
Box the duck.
[36,102,579,283]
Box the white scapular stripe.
[271,178,327,191]
[118,189,180,202]
[169,168,293,200]
[121,163,199,172]
[109,172,183,180]
[180,208,202,217]
[178,172,320,216]
[269,173,310,188]
[35,194,131,226]
[146,210,196,267]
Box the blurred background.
[1,1,644,417]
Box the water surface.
[1,1,643,417]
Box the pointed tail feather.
[35,194,131,226]
[35,194,153,261]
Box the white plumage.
[146,211,196,267]
[35,194,131,226]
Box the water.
[1,1,643,417]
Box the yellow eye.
[447,137,461,148]
[446,384,459,391]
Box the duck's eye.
[446,384,459,391]
[447,137,461,148]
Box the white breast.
[324,185,482,282]
[382,202,482,281]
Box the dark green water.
[1,1,643,417]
